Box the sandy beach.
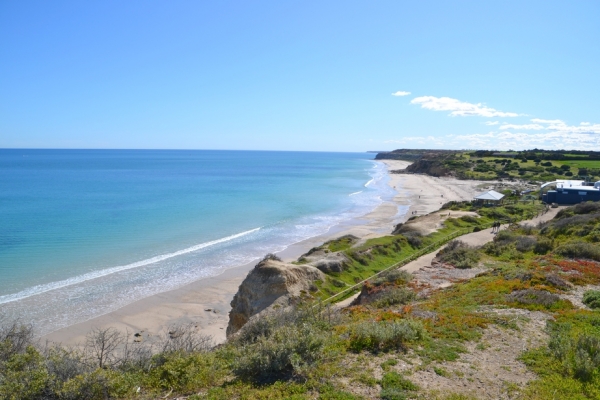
[42,160,486,346]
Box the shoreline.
[42,160,485,346]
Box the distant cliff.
[375,149,459,162]
[376,149,460,177]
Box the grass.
[520,310,600,399]
[557,160,600,169]
[313,202,548,302]
[4,202,600,399]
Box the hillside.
[5,199,600,398]
[376,149,600,182]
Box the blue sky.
[1,1,599,151]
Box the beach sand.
[42,160,485,346]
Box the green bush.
[406,234,423,248]
[371,287,415,308]
[436,240,481,269]
[506,289,560,308]
[515,236,537,252]
[348,320,426,352]
[583,290,600,309]
[549,327,600,382]
[234,306,326,346]
[371,269,412,287]
[0,346,50,400]
[460,215,479,224]
[533,239,554,255]
[555,241,600,261]
[331,278,346,288]
[380,371,418,400]
[232,323,327,382]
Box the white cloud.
[391,91,411,96]
[516,119,600,134]
[499,124,545,130]
[389,95,600,150]
[410,96,520,117]
[530,118,564,124]
[448,131,600,150]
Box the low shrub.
[515,236,537,252]
[544,214,600,237]
[371,270,412,287]
[533,239,554,255]
[234,306,326,346]
[159,323,213,354]
[460,215,479,224]
[380,371,418,400]
[520,224,537,235]
[348,319,426,352]
[436,240,481,269]
[255,253,282,268]
[506,289,560,308]
[232,323,327,382]
[331,278,346,288]
[549,325,600,382]
[573,201,600,216]
[544,274,571,290]
[494,230,517,246]
[392,223,421,236]
[0,317,34,363]
[555,241,600,261]
[371,287,415,308]
[406,235,423,248]
[583,290,600,309]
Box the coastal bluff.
[226,256,325,337]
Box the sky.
[1,1,599,152]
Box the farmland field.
[556,160,600,168]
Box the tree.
[85,327,124,369]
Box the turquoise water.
[0,150,394,334]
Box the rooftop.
[474,190,505,201]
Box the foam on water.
[0,151,397,336]
[0,227,261,305]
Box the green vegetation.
[380,148,600,182]
[4,201,600,399]
[583,291,600,309]
[380,371,418,399]
[314,201,545,301]
[435,240,480,269]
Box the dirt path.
[402,206,562,274]
[336,206,563,307]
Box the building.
[541,180,600,204]
[473,190,505,205]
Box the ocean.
[0,149,396,335]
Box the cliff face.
[376,149,459,177]
[375,149,459,162]
[226,259,325,337]
[404,159,451,177]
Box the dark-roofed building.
[542,180,600,204]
